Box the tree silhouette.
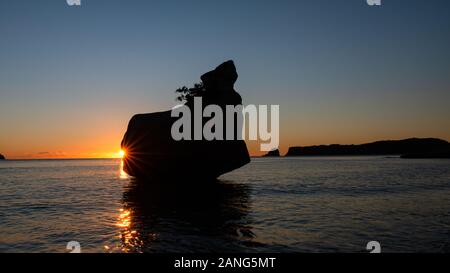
[175,82,205,102]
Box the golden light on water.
[116,208,131,228]
[119,160,129,179]
[115,208,145,252]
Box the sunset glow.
[1,1,450,160]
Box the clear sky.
[1,0,450,158]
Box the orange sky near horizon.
[1,97,450,159]
[1,92,450,159]
[2,121,450,159]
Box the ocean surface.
[0,157,449,253]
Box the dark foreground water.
[0,157,449,253]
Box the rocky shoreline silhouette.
[0,153,5,160]
[286,138,450,158]
[262,149,280,157]
[121,61,250,179]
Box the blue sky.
[1,0,450,157]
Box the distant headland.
[0,153,5,160]
[285,138,450,158]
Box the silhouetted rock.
[0,154,5,160]
[121,61,250,179]
[263,149,280,157]
[286,138,450,157]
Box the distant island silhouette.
[286,138,450,158]
[263,149,280,157]
[121,61,250,179]
[0,153,5,160]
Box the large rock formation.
[0,153,5,160]
[121,61,250,179]
[286,138,450,157]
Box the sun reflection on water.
[116,208,131,228]
[112,208,145,253]
[119,160,129,179]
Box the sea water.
[0,157,449,253]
